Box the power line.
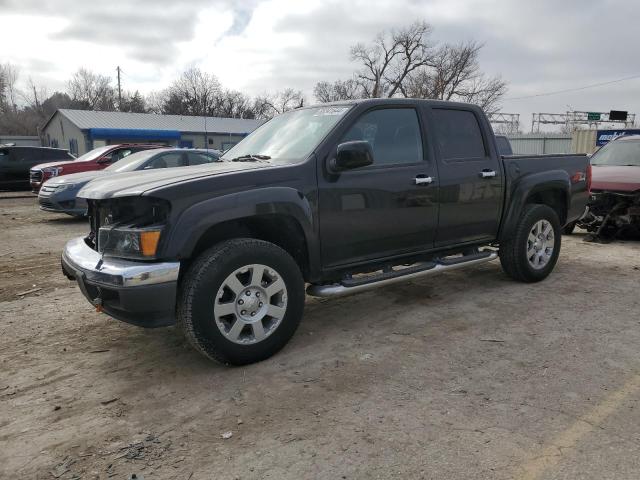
[504,73,640,101]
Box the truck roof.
[311,98,483,110]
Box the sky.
[1,0,639,131]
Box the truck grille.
[30,169,43,183]
[87,201,99,251]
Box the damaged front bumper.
[579,191,640,237]
[61,236,180,327]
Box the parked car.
[39,148,221,216]
[62,99,590,365]
[568,134,640,237]
[495,135,513,156]
[0,146,74,190]
[29,144,162,192]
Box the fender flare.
[164,186,318,265]
[500,170,571,240]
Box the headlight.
[56,183,75,191]
[43,166,62,177]
[92,196,171,260]
[98,226,163,259]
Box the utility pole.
[32,83,40,112]
[116,66,122,111]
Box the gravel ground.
[1,196,640,480]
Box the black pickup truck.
[62,99,590,365]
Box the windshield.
[105,149,166,172]
[591,138,640,167]
[221,105,352,163]
[74,145,114,162]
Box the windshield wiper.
[229,154,271,162]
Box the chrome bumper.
[62,236,180,288]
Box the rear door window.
[432,109,487,160]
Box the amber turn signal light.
[140,230,161,257]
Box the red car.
[573,135,640,238]
[30,144,162,192]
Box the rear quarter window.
[495,136,513,156]
[55,149,74,159]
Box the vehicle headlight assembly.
[56,183,75,191]
[93,196,170,260]
[98,226,163,259]
[43,166,62,177]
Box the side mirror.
[329,141,374,172]
[97,156,111,164]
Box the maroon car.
[574,135,640,237]
[30,144,162,192]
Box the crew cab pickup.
[61,99,590,365]
[30,144,161,192]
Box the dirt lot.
[1,195,640,480]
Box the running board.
[306,251,498,298]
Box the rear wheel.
[500,204,561,282]
[178,238,305,365]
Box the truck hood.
[591,165,640,193]
[78,161,272,200]
[45,170,106,185]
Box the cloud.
[1,0,639,130]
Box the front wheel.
[178,238,305,365]
[499,204,562,283]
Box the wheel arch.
[165,187,320,281]
[500,170,571,241]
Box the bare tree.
[403,41,507,112]
[322,23,507,111]
[21,77,48,114]
[164,67,222,116]
[119,90,147,113]
[67,68,115,110]
[1,63,20,112]
[216,90,255,118]
[350,21,433,98]
[253,88,305,119]
[0,68,6,113]
[313,79,362,103]
[145,90,168,114]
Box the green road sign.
[587,112,601,121]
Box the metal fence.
[505,134,572,155]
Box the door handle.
[480,170,496,178]
[414,176,433,185]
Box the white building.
[42,109,263,155]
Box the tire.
[177,238,305,365]
[562,221,576,235]
[499,204,561,283]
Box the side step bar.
[306,251,498,298]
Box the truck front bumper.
[61,236,180,327]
